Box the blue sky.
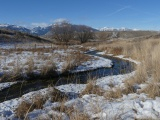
[0,0,160,30]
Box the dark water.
[0,51,134,102]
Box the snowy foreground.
[1,71,160,119]
[1,51,159,119]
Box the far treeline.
[51,20,158,44]
[51,20,95,44]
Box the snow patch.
[71,55,113,73]
[0,82,17,91]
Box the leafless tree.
[76,25,94,43]
[52,20,73,44]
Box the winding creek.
[0,51,134,102]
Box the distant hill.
[99,27,138,31]
[1,24,157,40]
[33,24,98,37]
[95,31,159,40]
[115,31,158,38]
[0,24,31,33]
[0,29,51,44]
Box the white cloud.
[53,18,68,23]
[31,22,49,27]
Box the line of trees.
[51,20,94,44]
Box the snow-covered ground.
[1,70,160,119]
[115,55,140,65]
[70,55,113,73]
[97,51,140,65]
[0,48,113,78]
[0,88,50,120]
[0,82,17,91]
[96,72,135,90]
[65,93,160,120]
[0,49,69,75]
[2,48,157,119]
[56,84,86,94]
[0,43,54,50]
[0,72,132,119]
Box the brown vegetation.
[96,38,160,98]
[52,20,74,43]
[81,80,104,96]
[62,51,91,73]
[15,94,46,119]
[53,102,89,120]
[0,29,51,44]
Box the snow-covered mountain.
[0,24,98,36]
[0,24,141,36]
[0,24,31,33]
[99,27,138,31]
[30,26,52,36]
[0,24,52,36]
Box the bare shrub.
[52,20,74,44]
[76,25,94,43]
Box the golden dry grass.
[49,88,67,102]
[62,51,91,73]
[95,38,160,98]
[15,94,46,119]
[15,87,66,119]
[1,44,92,81]
[53,101,89,120]
[104,88,123,100]
[81,80,104,96]
[142,83,160,98]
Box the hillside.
[95,30,158,40]
[0,29,52,44]
[117,31,158,38]
[0,24,31,33]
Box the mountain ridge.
[0,24,98,36]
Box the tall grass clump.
[15,94,46,119]
[123,40,160,97]
[96,38,160,98]
[1,59,24,82]
[40,62,57,78]
[62,51,90,73]
[81,80,104,96]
